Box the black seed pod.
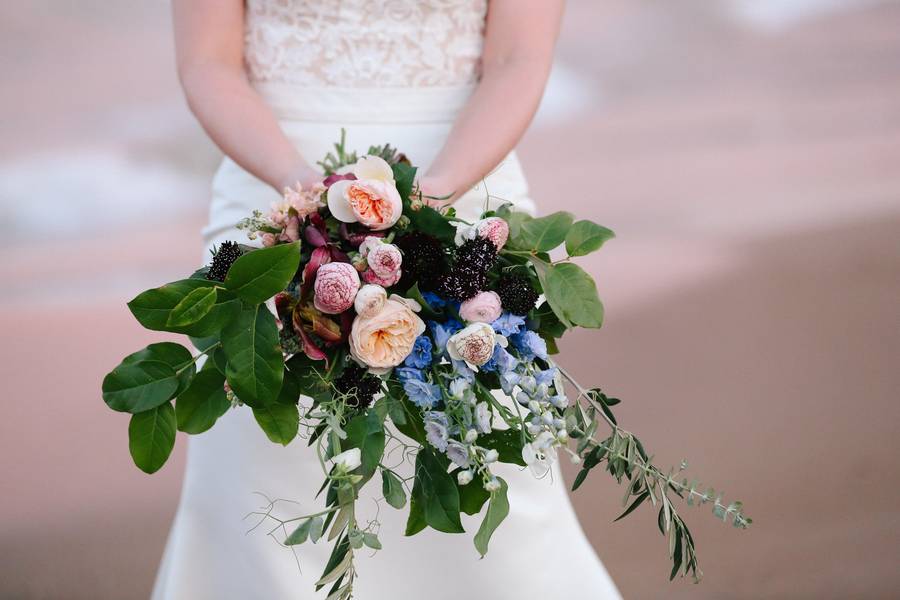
[495,273,540,315]
[206,241,243,282]
[334,364,381,410]
[438,267,487,302]
[395,232,448,291]
[454,237,497,273]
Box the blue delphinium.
[421,291,447,311]
[481,344,519,374]
[511,330,548,361]
[403,378,442,409]
[424,411,449,452]
[429,319,463,353]
[404,335,433,369]
[534,366,558,387]
[491,312,526,337]
[395,367,425,383]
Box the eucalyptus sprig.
[558,365,752,582]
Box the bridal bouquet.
[102,134,749,598]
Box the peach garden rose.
[349,298,426,369]
[327,156,402,231]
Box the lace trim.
[244,0,488,88]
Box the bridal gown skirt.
[153,84,621,600]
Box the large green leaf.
[479,429,526,467]
[166,286,217,328]
[516,211,574,252]
[128,402,176,474]
[103,360,179,414]
[565,220,615,257]
[222,303,284,407]
[121,342,194,396]
[224,241,301,304]
[458,477,490,515]
[473,477,510,557]
[252,401,299,445]
[175,369,229,434]
[128,279,240,337]
[409,448,464,534]
[344,410,385,479]
[538,262,604,328]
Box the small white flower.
[484,477,501,492]
[332,448,362,472]
[464,429,479,444]
[541,412,555,426]
[475,401,492,434]
[457,470,474,485]
[483,448,499,463]
[556,429,569,442]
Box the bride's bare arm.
[421,0,565,204]
[172,0,319,192]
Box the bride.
[154,1,621,598]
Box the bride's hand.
[279,165,324,194]
[417,174,457,209]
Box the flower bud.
[556,429,569,442]
[541,412,555,426]
[457,470,474,485]
[528,400,541,414]
[553,418,566,430]
[465,429,478,444]
[483,449,499,463]
[484,477,501,492]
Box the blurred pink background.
[2,1,899,598]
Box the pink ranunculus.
[476,217,510,250]
[459,291,503,324]
[359,236,402,279]
[446,322,503,368]
[349,298,426,369]
[362,268,401,288]
[313,262,360,314]
[261,232,277,247]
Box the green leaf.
[309,516,325,543]
[128,402,176,474]
[458,477,490,515]
[344,410,385,479]
[516,211,574,252]
[615,491,650,522]
[392,162,417,201]
[222,303,284,407]
[362,532,382,550]
[404,283,441,319]
[121,342,194,396]
[165,286,217,327]
[103,360,179,414]
[414,448,464,534]
[473,477,510,557]
[381,469,407,510]
[479,429,526,466]
[128,279,239,337]
[405,487,427,536]
[224,241,301,304]
[189,334,219,354]
[252,401,299,445]
[285,518,312,545]
[538,262,604,328]
[175,369,229,434]
[565,220,615,257]
[390,392,426,444]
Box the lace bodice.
[244,0,488,88]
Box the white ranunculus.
[446,322,506,369]
[332,448,362,472]
[354,284,387,318]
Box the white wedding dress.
[153,1,620,598]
